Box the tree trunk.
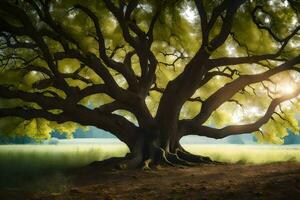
[89,127,216,170]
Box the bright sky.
[181,3,197,22]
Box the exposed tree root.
[153,147,176,167]
[142,159,153,170]
[87,147,221,171]
[165,152,194,166]
[176,149,221,164]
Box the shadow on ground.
[0,162,300,200]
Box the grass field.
[0,143,300,188]
[0,144,129,188]
[184,144,300,164]
[1,144,300,171]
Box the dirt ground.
[1,162,300,200]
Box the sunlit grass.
[0,144,128,188]
[0,144,128,172]
[0,144,300,188]
[0,144,299,173]
[183,144,300,164]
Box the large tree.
[0,0,300,169]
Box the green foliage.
[0,0,299,143]
[0,117,82,139]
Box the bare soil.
[1,162,300,200]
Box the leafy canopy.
[0,0,299,144]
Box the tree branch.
[0,85,66,110]
[208,26,300,68]
[0,107,68,123]
[192,55,300,125]
[184,86,300,139]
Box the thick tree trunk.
[89,127,216,170]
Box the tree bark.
[90,124,216,170]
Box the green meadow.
[1,144,300,171]
[184,144,300,164]
[0,143,300,188]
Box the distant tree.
[50,131,67,139]
[284,131,300,144]
[44,137,59,145]
[226,136,244,144]
[72,127,115,138]
[0,0,300,168]
[0,135,36,144]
